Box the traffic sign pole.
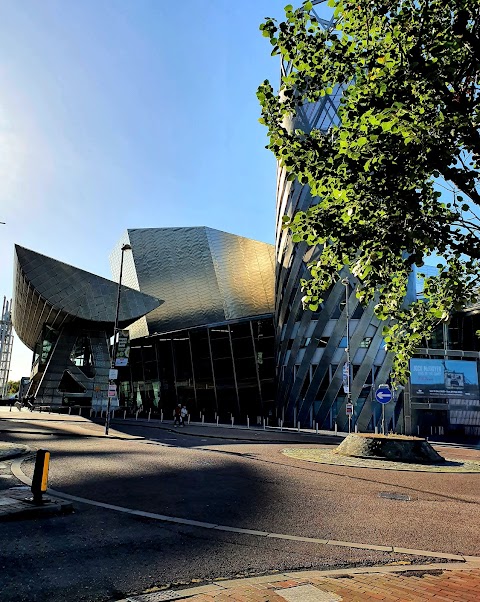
[375,384,392,435]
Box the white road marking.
[10,457,476,562]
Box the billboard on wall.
[410,359,479,399]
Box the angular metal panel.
[110,227,274,337]
[13,245,161,350]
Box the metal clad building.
[275,7,397,432]
[108,227,276,419]
[12,245,161,405]
[110,227,275,337]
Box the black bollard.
[31,450,50,505]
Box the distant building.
[0,297,13,399]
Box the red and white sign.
[346,403,354,416]
[108,384,117,397]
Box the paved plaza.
[120,564,480,602]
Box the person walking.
[180,405,188,427]
[173,404,182,426]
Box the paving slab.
[0,486,73,521]
[118,564,480,602]
[0,441,30,460]
[274,584,342,602]
[392,547,464,560]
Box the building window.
[360,337,372,348]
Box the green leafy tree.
[7,380,19,395]
[258,0,480,385]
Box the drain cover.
[127,590,188,601]
[379,491,411,501]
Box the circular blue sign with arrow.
[375,385,392,404]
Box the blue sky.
[0,0,320,379]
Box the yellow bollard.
[31,450,50,505]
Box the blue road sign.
[375,385,392,404]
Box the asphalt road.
[1,411,480,602]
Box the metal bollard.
[202,414,204,424]
[136,410,139,420]
[124,410,127,419]
[297,421,300,432]
[148,409,151,421]
[316,422,318,435]
[280,419,283,432]
[78,406,82,416]
[375,426,378,434]
[247,416,250,429]
[68,407,72,415]
[231,416,234,427]
[263,418,266,430]
[161,410,163,422]
[334,422,338,435]
[188,414,191,425]
[216,416,219,426]
[355,425,358,433]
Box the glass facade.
[118,315,275,422]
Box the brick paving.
[179,566,480,602]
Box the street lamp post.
[342,277,352,432]
[105,243,132,436]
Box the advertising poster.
[115,329,130,367]
[410,358,479,400]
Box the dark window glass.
[171,335,194,406]
[253,318,274,339]
[190,330,214,388]
[143,360,158,382]
[210,331,232,359]
[234,357,257,387]
[232,333,254,360]
[212,357,235,388]
[229,321,251,339]
[352,304,363,319]
[259,357,274,382]
[331,305,342,319]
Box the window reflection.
[119,317,275,421]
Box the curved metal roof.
[13,245,162,350]
[110,227,275,337]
